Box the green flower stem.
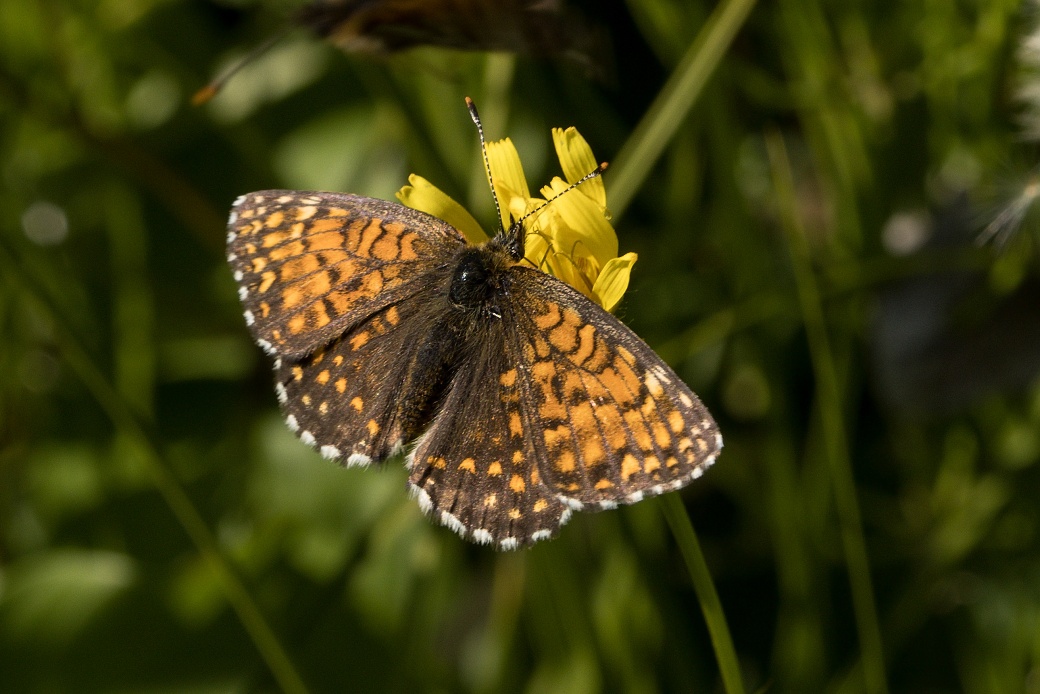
[765,132,888,694]
[608,0,758,220]
[660,493,745,694]
[0,240,310,694]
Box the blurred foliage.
[2,0,1040,692]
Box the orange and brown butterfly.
[226,99,721,548]
[194,0,606,105]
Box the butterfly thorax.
[395,241,515,448]
[447,241,517,316]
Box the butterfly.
[195,0,606,105]
[297,0,604,64]
[226,103,721,549]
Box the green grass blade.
[608,0,758,219]
[0,239,311,694]
[661,493,746,694]
[765,132,888,694]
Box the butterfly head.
[502,219,526,262]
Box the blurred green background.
[3,0,1040,692]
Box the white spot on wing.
[226,230,236,244]
[243,310,254,326]
[648,482,669,497]
[404,431,431,470]
[233,194,247,207]
[285,414,299,432]
[257,339,276,355]
[597,500,618,510]
[530,529,552,542]
[238,287,248,300]
[228,211,238,226]
[346,452,371,468]
[300,430,316,446]
[320,444,341,460]
[438,510,466,537]
[409,484,433,513]
[233,270,244,281]
[472,529,493,544]
[625,490,644,504]
[498,537,519,551]
[275,383,287,404]
[558,496,584,511]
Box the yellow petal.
[487,138,531,230]
[551,253,597,300]
[592,252,638,312]
[396,174,488,245]
[552,127,605,207]
[540,177,617,268]
[523,229,552,272]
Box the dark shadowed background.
[2,0,1039,692]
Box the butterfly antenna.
[192,29,290,106]
[466,97,507,233]
[512,160,609,232]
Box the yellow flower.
[396,127,637,312]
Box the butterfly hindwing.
[227,190,464,359]
[402,264,721,548]
[275,290,450,466]
[405,325,573,548]
[501,267,722,509]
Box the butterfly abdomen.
[391,326,463,446]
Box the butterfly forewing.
[502,268,722,509]
[227,190,464,359]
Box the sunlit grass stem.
[660,493,746,694]
[608,0,758,220]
